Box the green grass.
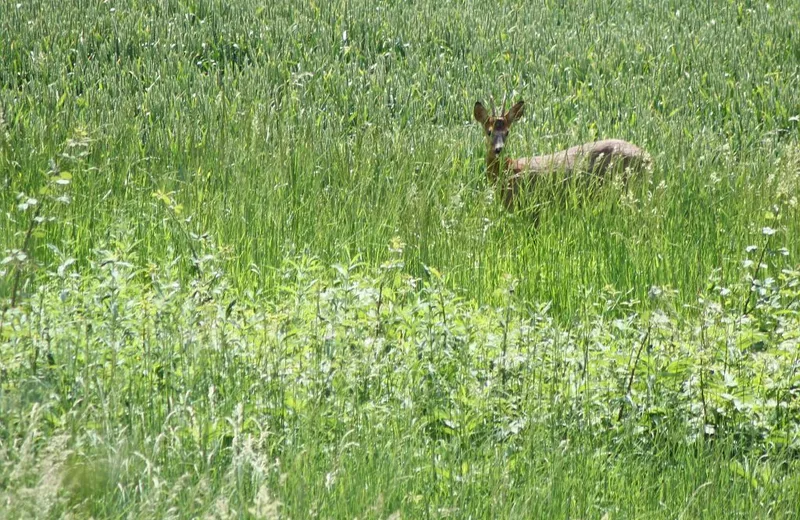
[2,0,798,313]
[2,0,800,517]
[2,249,799,518]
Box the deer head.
[473,96,525,158]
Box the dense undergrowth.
[1,228,799,517]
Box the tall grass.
[2,0,798,315]
[2,0,800,517]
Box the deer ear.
[473,101,489,125]
[506,101,525,125]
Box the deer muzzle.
[492,134,505,155]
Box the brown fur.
[474,99,650,211]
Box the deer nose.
[493,136,505,154]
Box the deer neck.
[486,148,503,184]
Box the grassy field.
[2,0,800,518]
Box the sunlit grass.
[2,0,798,314]
[2,0,800,517]
[2,243,799,518]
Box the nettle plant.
[1,132,81,320]
[689,222,800,446]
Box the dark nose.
[494,144,504,154]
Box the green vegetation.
[1,0,799,517]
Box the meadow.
[1,0,799,517]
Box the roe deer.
[473,97,650,210]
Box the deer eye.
[486,130,492,136]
